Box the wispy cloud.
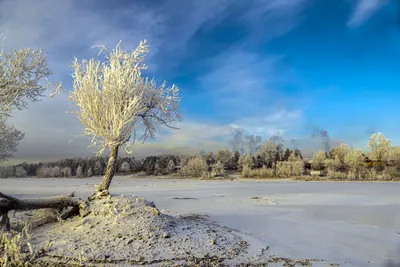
[347,0,388,27]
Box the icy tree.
[180,155,208,178]
[166,159,175,174]
[0,34,55,161]
[311,150,327,171]
[212,161,225,176]
[87,167,93,177]
[15,166,27,178]
[330,143,350,168]
[367,132,391,161]
[256,140,278,167]
[50,40,181,199]
[120,161,131,173]
[344,149,365,178]
[76,165,84,178]
[0,118,24,161]
[214,149,232,168]
[388,146,400,167]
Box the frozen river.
[1,177,399,267]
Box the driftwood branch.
[0,191,89,232]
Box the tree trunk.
[93,144,120,196]
[0,191,88,232]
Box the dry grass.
[0,220,54,267]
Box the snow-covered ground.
[1,176,400,266]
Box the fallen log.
[0,191,89,232]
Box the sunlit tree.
[51,40,181,198]
[367,132,391,161]
[311,150,326,171]
[0,34,54,161]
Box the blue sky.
[0,0,399,163]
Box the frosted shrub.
[37,166,52,178]
[326,169,347,179]
[367,132,391,161]
[87,167,93,177]
[242,165,251,178]
[361,168,377,180]
[166,159,175,174]
[15,166,27,178]
[214,149,233,169]
[382,166,400,180]
[344,149,364,179]
[238,154,252,171]
[94,160,104,175]
[276,161,291,177]
[311,151,326,171]
[292,160,304,176]
[120,161,131,173]
[180,155,208,178]
[62,167,72,177]
[248,165,274,178]
[212,161,225,177]
[51,166,62,177]
[76,165,84,178]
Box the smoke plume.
[311,128,331,153]
[229,128,262,156]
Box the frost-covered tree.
[87,167,93,177]
[76,165,84,178]
[0,34,54,161]
[214,149,232,169]
[212,161,225,176]
[180,155,208,178]
[15,165,27,178]
[344,149,364,178]
[311,151,326,171]
[120,161,131,173]
[62,167,72,178]
[51,40,181,198]
[367,132,391,161]
[166,159,175,174]
[256,140,278,168]
[330,143,350,169]
[388,146,400,168]
[94,160,104,175]
[0,118,24,161]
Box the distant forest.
[0,147,304,179]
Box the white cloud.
[232,109,303,137]
[347,0,388,27]
[0,0,312,164]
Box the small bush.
[276,161,291,177]
[166,159,175,174]
[62,167,72,178]
[120,162,131,173]
[51,166,62,178]
[247,166,274,178]
[180,155,208,178]
[241,165,251,178]
[382,166,400,180]
[87,167,93,177]
[37,166,52,178]
[212,161,225,177]
[0,222,52,266]
[15,166,27,178]
[76,165,84,178]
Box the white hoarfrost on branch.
[50,40,181,197]
[0,118,24,161]
[0,35,53,117]
[50,40,181,156]
[0,33,56,161]
[367,132,391,161]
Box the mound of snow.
[28,195,254,266]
